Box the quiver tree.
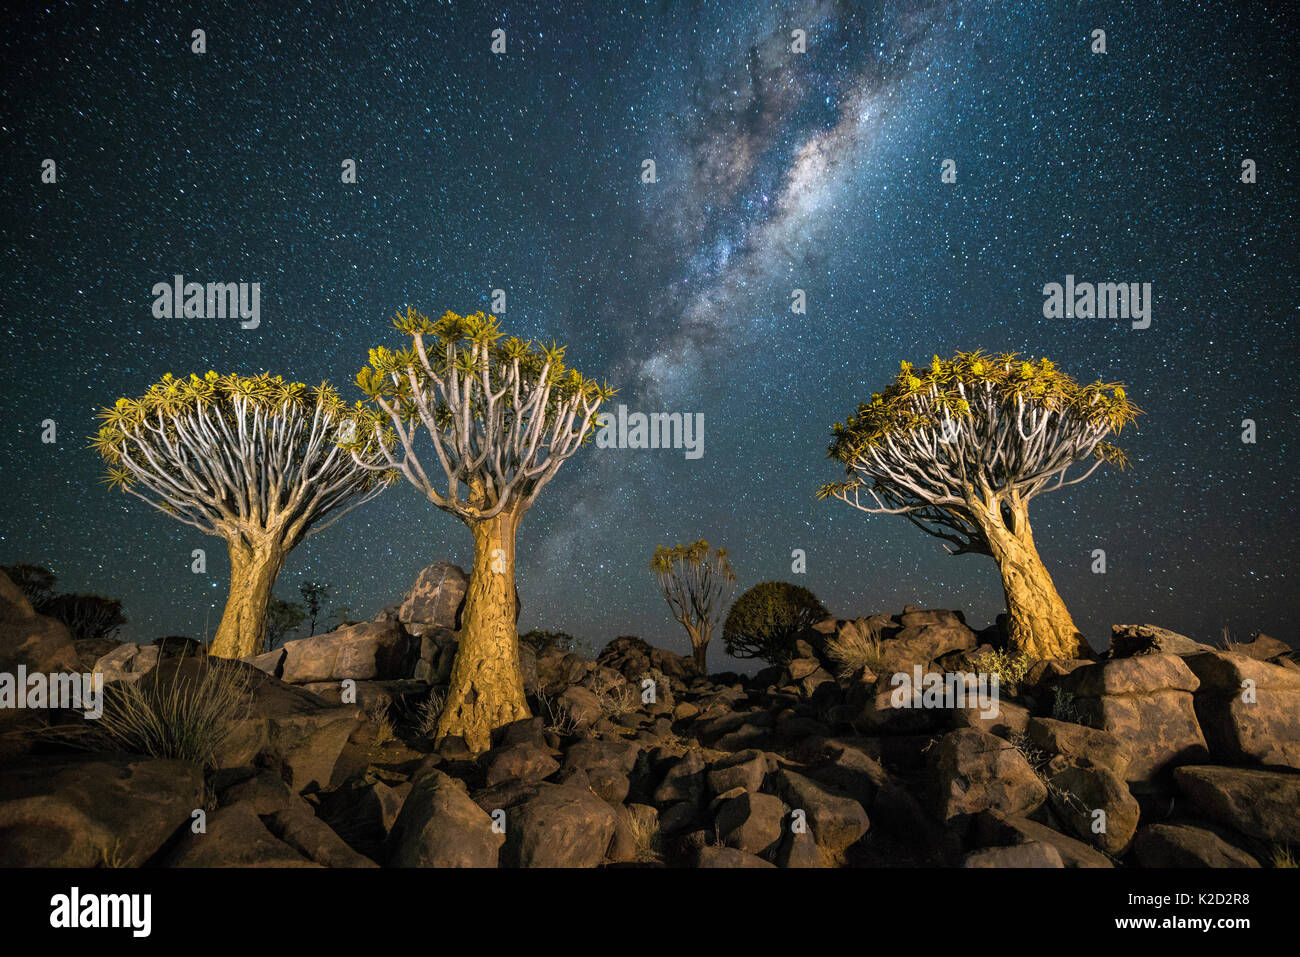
[351,308,613,753]
[651,540,736,673]
[93,372,391,659]
[819,352,1140,660]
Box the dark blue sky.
[2,0,1296,667]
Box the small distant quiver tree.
[651,540,736,674]
[93,372,390,659]
[352,308,614,753]
[819,352,1140,660]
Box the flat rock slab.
[1173,765,1300,845]
[0,752,203,866]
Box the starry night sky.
[2,0,1296,668]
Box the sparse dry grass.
[628,813,663,864]
[826,629,885,680]
[535,690,578,736]
[415,689,445,737]
[365,694,396,744]
[89,655,251,768]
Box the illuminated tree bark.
[94,373,389,659]
[355,309,612,753]
[821,353,1139,660]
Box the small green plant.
[969,648,1033,688]
[1271,845,1297,868]
[92,655,251,768]
[1051,685,1088,725]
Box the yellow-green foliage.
[353,307,615,441]
[650,539,732,577]
[969,648,1035,687]
[818,351,1141,499]
[91,371,376,491]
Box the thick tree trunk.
[209,537,287,659]
[435,510,531,754]
[981,498,1089,660]
[688,624,710,675]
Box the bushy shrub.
[968,648,1034,689]
[1,562,57,610]
[722,581,829,666]
[42,593,127,642]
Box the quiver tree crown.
[818,351,1141,556]
[93,371,392,546]
[349,307,616,524]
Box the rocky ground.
[1,562,1297,868]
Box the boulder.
[167,804,317,867]
[951,699,1030,740]
[1042,757,1140,856]
[500,782,617,868]
[398,562,469,633]
[1225,633,1291,661]
[963,842,1065,868]
[280,620,417,684]
[696,845,777,868]
[1132,822,1260,868]
[0,570,78,677]
[973,809,1113,868]
[481,741,560,788]
[1173,765,1300,845]
[875,613,977,674]
[715,791,784,856]
[1109,624,1214,658]
[1061,654,1208,789]
[215,767,296,815]
[0,752,203,866]
[927,728,1047,821]
[263,802,379,867]
[195,660,362,792]
[1184,651,1300,769]
[92,642,161,685]
[1025,717,1132,779]
[413,627,458,684]
[773,768,869,855]
[388,769,503,867]
[705,749,768,797]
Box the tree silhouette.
[652,540,736,673]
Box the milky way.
[1,0,1295,667]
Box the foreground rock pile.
[1,565,1296,868]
